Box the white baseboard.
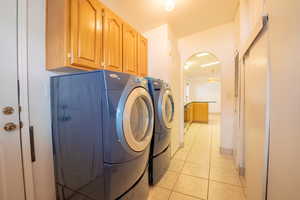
[219,147,234,155]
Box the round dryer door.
[158,89,175,129]
[121,87,154,152]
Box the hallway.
[148,115,246,200]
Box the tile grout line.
[187,123,211,200]
[169,124,194,200]
[169,124,204,200]
[206,116,217,200]
[164,116,245,200]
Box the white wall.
[144,24,184,155]
[27,0,55,199]
[178,23,236,150]
[183,79,191,104]
[188,78,221,113]
[27,0,82,199]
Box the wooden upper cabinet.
[46,0,148,73]
[70,0,103,69]
[138,34,148,77]
[46,0,103,70]
[122,23,138,75]
[103,8,123,72]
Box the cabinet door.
[138,34,148,77]
[193,103,208,123]
[103,9,123,72]
[123,24,138,75]
[189,104,193,122]
[70,0,102,69]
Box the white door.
[244,31,269,200]
[0,0,26,199]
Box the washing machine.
[146,78,175,185]
[51,70,154,200]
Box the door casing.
[16,0,35,199]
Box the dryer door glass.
[123,87,154,152]
[159,89,175,129]
[165,95,173,122]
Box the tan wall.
[234,0,266,169]
[266,0,300,199]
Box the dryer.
[51,70,154,200]
[147,78,175,185]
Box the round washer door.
[158,89,175,129]
[119,87,154,152]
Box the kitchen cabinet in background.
[184,102,209,124]
[193,102,209,123]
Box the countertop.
[184,101,217,107]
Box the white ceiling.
[101,0,239,38]
[184,52,221,79]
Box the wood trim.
[18,0,35,199]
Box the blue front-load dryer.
[51,70,154,200]
[146,78,175,185]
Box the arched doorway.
[183,51,221,130]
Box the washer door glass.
[160,90,175,129]
[123,87,154,152]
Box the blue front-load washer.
[51,70,154,200]
[146,78,175,185]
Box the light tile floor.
[148,115,246,200]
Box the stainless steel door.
[158,89,175,129]
[119,87,154,152]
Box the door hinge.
[29,126,36,162]
[19,105,22,113]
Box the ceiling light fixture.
[208,77,220,83]
[165,0,175,12]
[196,52,210,57]
[184,65,190,70]
[201,61,220,68]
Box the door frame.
[17,0,36,199]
